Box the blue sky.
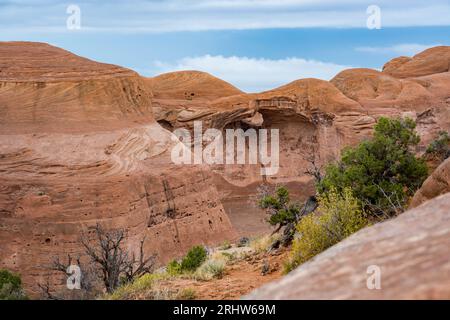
[1,0,450,92]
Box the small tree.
[0,269,28,300]
[80,224,156,293]
[318,117,428,219]
[180,246,207,272]
[38,252,102,300]
[41,224,157,298]
[259,186,300,234]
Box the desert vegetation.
[39,224,156,299]
[33,117,434,300]
[285,188,368,271]
[258,117,431,273]
[0,269,28,300]
[318,117,428,219]
[105,239,283,300]
[425,130,450,163]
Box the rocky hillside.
[247,154,450,299]
[151,46,450,235]
[0,42,237,296]
[1,42,450,296]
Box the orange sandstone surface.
[1,42,450,296]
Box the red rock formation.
[151,47,450,235]
[410,157,450,207]
[1,42,450,297]
[382,46,450,78]
[149,70,243,101]
[0,42,237,295]
[246,192,450,299]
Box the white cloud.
[1,0,450,34]
[151,55,352,92]
[356,43,443,56]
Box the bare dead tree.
[37,280,63,300]
[38,254,98,300]
[81,224,156,293]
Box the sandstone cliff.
[0,42,237,295]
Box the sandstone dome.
[382,46,450,78]
[0,42,155,134]
[148,70,243,101]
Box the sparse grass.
[193,258,226,281]
[249,234,280,254]
[211,250,237,263]
[105,235,283,300]
[216,251,236,264]
[104,273,170,300]
[219,240,232,250]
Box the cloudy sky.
[1,0,450,91]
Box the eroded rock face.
[382,46,450,78]
[246,193,450,300]
[0,42,237,295]
[410,158,450,208]
[150,48,450,236]
[2,42,450,296]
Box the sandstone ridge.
[1,42,450,296]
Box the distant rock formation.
[246,192,450,299]
[382,46,450,78]
[150,46,450,235]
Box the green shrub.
[180,246,207,272]
[425,131,450,162]
[0,269,28,300]
[318,117,428,219]
[166,260,182,276]
[286,188,368,272]
[259,186,300,230]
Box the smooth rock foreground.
[246,193,450,299]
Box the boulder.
[410,157,450,207]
